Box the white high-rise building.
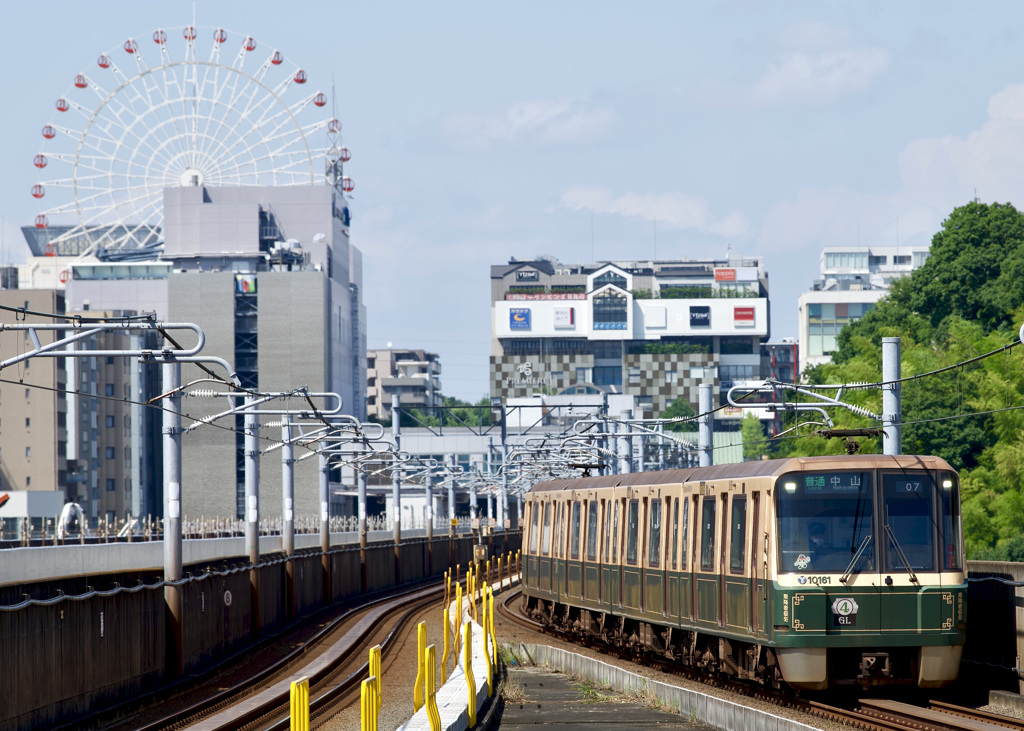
[797,245,929,377]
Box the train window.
[882,472,937,572]
[730,495,747,574]
[587,501,599,561]
[612,500,620,563]
[700,497,716,571]
[529,503,539,554]
[542,502,552,556]
[938,472,962,570]
[776,471,874,573]
[671,498,680,570]
[626,499,639,565]
[648,499,662,568]
[680,497,689,570]
[570,501,582,559]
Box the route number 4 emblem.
[831,597,858,626]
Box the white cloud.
[775,22,852,52]
[756,83,1024,253]
[754,47,889,101]
[560,185,750,239]
[443,98,613,148]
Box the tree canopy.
[776,201,1024,559]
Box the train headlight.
[784,481,797,493]
[942,479,953,489]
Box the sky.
[4,2,1024,401]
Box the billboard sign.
[689,305,711,327]
[553,307,575,329]
[509,308,531,330]
[734,306,755,327]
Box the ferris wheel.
[31,26,353,259]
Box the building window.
[24,418,30,428]
[893,255,911,265]
[665,370,676,384]
[824,252,868,269]
[104,384,115,397]
[593,270,627,290]
[592,290,628,330]
[105,415,115,428]
[106,447,115,459]
[868,254,887,267]
[106,478,115,492]
[913,251,930,267]
[575,367,591,383]
[627,367,641,385]
[593,366,622,387]
[25,447,30,458]
[25,388,30,399]
[25,477,30,487]
[105,356,114,365]
[719,337,754,355]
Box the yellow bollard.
[442,607,451,684]
[290,676,310,731]
[361,677,378,731]
[464,621,477,727]
[455,582,463,658]
[456,562,460,587]
[486,559,491,590]
[443,569,449,608]
[483,587,493,698]
[497,556,503,591]
[426,644,441,731]
[369,645,382,715]
[414,621,427,712]
[489,586,497,668]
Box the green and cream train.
[521,454,966,690]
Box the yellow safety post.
[290,676,310,731]
[443,569,449,608]
[442,607,451,683]
[456,562,461,587]
[489,586,497,668]
[369,645,382,715]
[483,587,493,698]
[468,565,475,623]
[486,559,491,590]
[497,556,503,591]
[464,621,477,727]
[455,581,463,658]
[425,644,441,731]
[361,677,378,731]
[414,621,427,712]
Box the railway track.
[496,589,1019,731]
[131,582,442,731]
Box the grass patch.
[502,679,526,704]
[577,682,613,703]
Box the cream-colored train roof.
[527,454,955,493]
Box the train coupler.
[859,652,891,680]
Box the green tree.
[659,397,696,432]
[741,413,765,461]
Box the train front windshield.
[776,469,962,574]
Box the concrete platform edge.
[509,643,819,731]
[989,690,1024,715]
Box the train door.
[541,500,553,593]
[640,497,650,612]
[600,499,610,605]
[613,497,623,610]
[644,495,664,615]
[667,497,678,618]
[624,497,641,610]
[697,493,717,623]
[726,494,748,631]
[750,492,761,634]
[553,501,564,600]
[718,493,729,628]
[527,500,539,589]
[585,499,600,603]
[690,494,700,622]
[679,495,690,622]
[568,500,582,599]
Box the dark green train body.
[522,455,966,690]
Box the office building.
[797,245,929,376]
[367,348,442,421]
[64,184,367,520]
[490,255,770,419]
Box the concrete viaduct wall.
[0,530,521,731]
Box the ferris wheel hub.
[180,168,206,187]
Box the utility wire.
[0,303,158,323]
[0,376,315,455]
